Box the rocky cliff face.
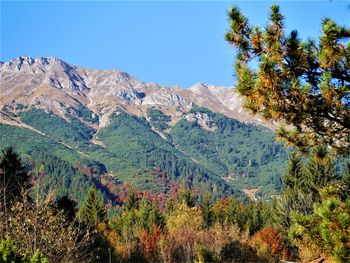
[0,56,267,129]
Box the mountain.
[0,56,288,202]
[0,56,269,127]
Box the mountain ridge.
[0,56,270,131]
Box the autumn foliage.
[251,227,289,260]
[139,225,162,262]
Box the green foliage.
[178,187,195,207]
[272,147,342,232]
[201,194,213,228]
[0,239,19,263]
[170,107,288,196]
[210,197,266,234]
[97,111,242,199]
[194,243,217,263]
[20,108,94,143]
[246,202,265,234]
[123,188,138,211]
[147,108,171,131]
[0,147,29,205]
[122,168,168,194]
[29,151,93,202]
[304,147,338,200]
[2,110,240,202]
[78,187,107,225]
[29,250,48,263]
[1,106,296,200]
[109,197,164,249]
[289,195,350,262]
[0,239,48,263]
[226,5,350,154]
[72,104,99,124]
[0,124,82,163]
[135,198,164,233]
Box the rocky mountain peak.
[0,56,89,91]
[0,56,271,129]
[1,56,67,71]
[1,56,34,71]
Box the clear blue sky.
[1,1,349,87]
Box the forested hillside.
[170,106,288,195]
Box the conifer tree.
[178,186,195,207]
[124,187,138,211]
[0,147,29,206]
[274,160,312,231]
[201,194,213,228]
[78,187,106,225]
[247,202,264,234]
[164,196,175,215]
[0,239,48,263]
[225,5,350,154]
[304,146,337,202]
[273,147,338,231]
[135,198,164,233]
[289,191,350,262]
